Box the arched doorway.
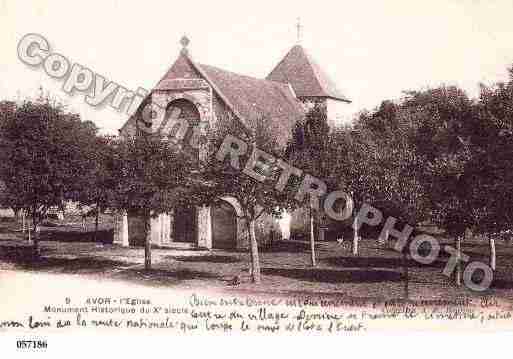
[212,201,237,249]
[165,98,201,244]
[173,205,197,243]
[164,98,201,161]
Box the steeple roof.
[266,45,350,102]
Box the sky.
[1,0,513,134]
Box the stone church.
[113,36,350,250]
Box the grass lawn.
[1,217,512,303]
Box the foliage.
[107,133,198,270]
[108,134,196,216]
[201,114,295,281]
[0,96,99,243]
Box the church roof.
[154,51,305,137]
[266,45,350,102]
[195,63,305,128]
[123,40,350,138]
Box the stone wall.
[299,97,353,129]
[152,87,213,129]
[299,97,327,112]
[0,208,14,218]
[151,213,172,247]
[128,214,146,246]
[236,213,282,249]
[326,98,354,128]
[289,206,310,240]
[115,76,285,250]
[289,205,355,242]
[197,206,212,249]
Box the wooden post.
[249,219,261,283]
[489,235,496,271]
[352,216,359,256]
[455,235,462,286]
[93,206,100,242]
[22,211,26,234]
[144,212,152,271]
[309,206,316,267]
[403,251,409,300]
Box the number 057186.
[16,340,47,350]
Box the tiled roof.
[266,45,350,102]
[122,48,311,138]
[196,63,305,129]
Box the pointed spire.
[180,35,190,55]
[296,17,302,44]
[266,45,350,102]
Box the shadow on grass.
[2,254,133,274]
[261,240,310,253]
[0,217,16,223]
[489,277,513,290]
[39,229,114,244]
[0,245,224,286]
[211,240,309,254]
[164,255,241,263]
[0,244,53,259]
[261,267,402,283]
[323,256,446,269]
[379,244,453,256]
[110,268,223,287]
[0,227,18,234]
[0,244,129,272]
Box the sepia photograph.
[1,0,513,356]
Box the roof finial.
[180,35,190,54]
[296,17,302,44]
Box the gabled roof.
[120,48,306,139]
[155,52,305,136]
[196,63,305,128]
[266,45,350,103]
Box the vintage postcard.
[1,0,513,356]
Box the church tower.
[266,38,351,127]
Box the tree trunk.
[248,252,254,278]
[144,214,152,271]
[93,205,100,243]
[403,251,409,300]
[352,216,359,256]
[248,219,261,283]
[22,211,26,234]
[455,235,462,286]
[32,216,39,258]
[382,229,390,247]
[318,226,325,242]
[489,235,496,271]
[82,216,86,231]
[309,207,316,267]
[245,223,254,277]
